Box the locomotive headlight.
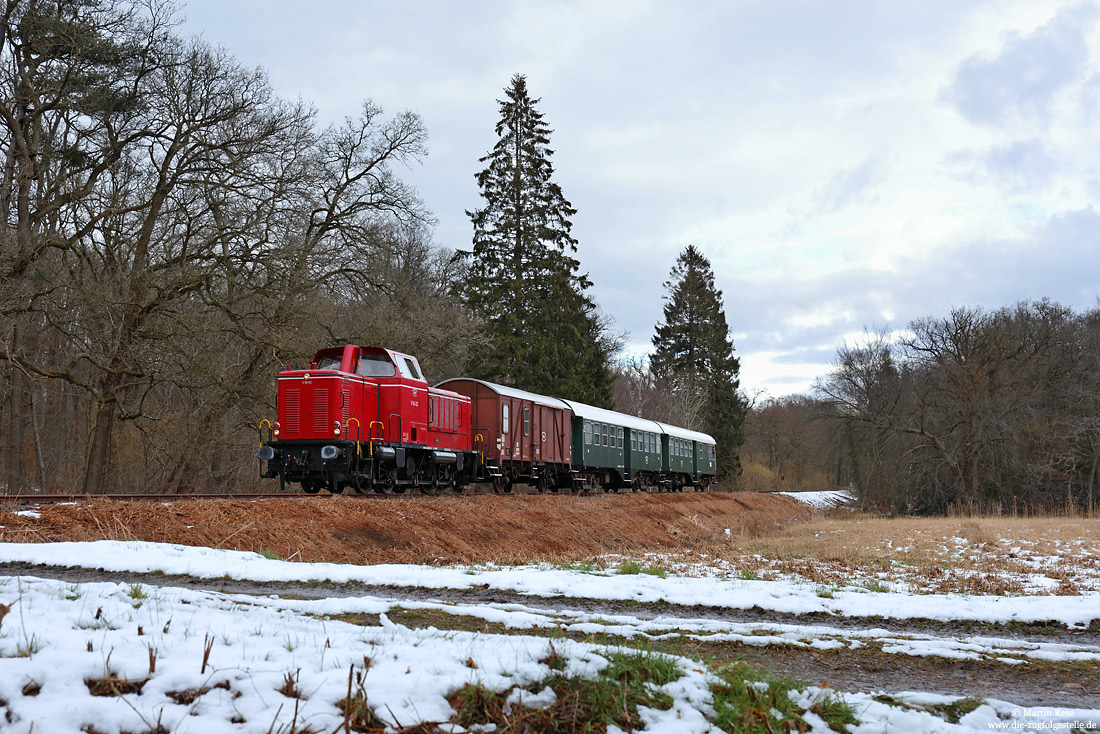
[333,421,341,436]
[273,421,281,437]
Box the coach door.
[520,403,533,462]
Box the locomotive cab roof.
[308,345,426,382]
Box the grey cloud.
[945,3,1096,125]
[948,138,1054,192]
[806,155,890,219]
[722,207,1099,390]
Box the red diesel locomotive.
[258,345,477,493]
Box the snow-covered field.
[0,541,1098,733]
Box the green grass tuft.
[709,662,856,734]
[449,649,682,733]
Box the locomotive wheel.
[379,468,397,494]
[301,481,321,495]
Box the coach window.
[584,421,591,445]
[617,427,623,448]
[631,433,637,451]
[524,407,530,435]
[502,404,510,434]
[602,424,608,447]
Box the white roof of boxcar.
[434,378,570,411]
[559,399,663,433]
[653,421,716,445]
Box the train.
[257,344,716,494]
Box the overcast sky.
[181,0,1099,397]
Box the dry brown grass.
[646,514,1100,595]
[0,492,809,566]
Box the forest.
[0,2,742,495]
[740,301,1100,515]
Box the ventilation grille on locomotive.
[285,389,300,433]
[313,390,329,433]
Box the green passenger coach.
[654,422,717,490]
[563,399,659,490]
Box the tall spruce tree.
[461,74,613,406]
[651,245,745,477]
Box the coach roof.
[434,378,570,411]
[559,399,663,434]
[653,421,716,445]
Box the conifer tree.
[461,74,613,406]
[651,245,745,476]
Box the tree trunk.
[5,323,24,493]
[82,393,117,495]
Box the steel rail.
[0,486,704,505]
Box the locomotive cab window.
[397,356,424,380]
[314,353,342,370]
[356,354,396,377]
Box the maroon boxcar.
[436,378,574,493]
[261,345,475,494]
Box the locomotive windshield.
[356,354,396,377]
[314,354,342,370]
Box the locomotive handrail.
[258,419,273,445]
[388,413,403,443]
[347,418,361,455]
[368,420,385,457]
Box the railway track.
[0,491,474,504]
[0,486,707,504]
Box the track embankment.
[0,491,808,564]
